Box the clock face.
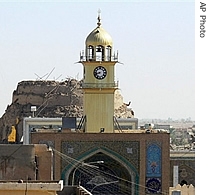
[93,66,107,80]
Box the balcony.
[82,82,118,89]
[79,55,118,62]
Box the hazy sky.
[0,0,195,120]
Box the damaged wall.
[0,79,134,142]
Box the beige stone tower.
[79,12,118,133]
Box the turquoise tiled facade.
[146,142,162,193]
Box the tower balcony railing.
[79,54,118,62]
[82,82,118,89]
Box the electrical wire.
[53,148,170,195]
[35,83,60,117]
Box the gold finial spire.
[97,9,101,27]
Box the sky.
[0,0,197,120]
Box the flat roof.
[0,180,63,191]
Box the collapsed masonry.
[0,79,134,142]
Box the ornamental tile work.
[146,141,162,194]
[146,143,161,177]
[61,141,139,170]
[145,177,162,194]
[170,159,195,186]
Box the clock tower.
[79,12,118,133]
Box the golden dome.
[85,27,113,47]
[85,13,113,47]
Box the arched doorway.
[62,148,139,195]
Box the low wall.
[169,184,195,195]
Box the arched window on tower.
[87,45,94,61]
[96,45,104,61]
[106,46,112,61]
